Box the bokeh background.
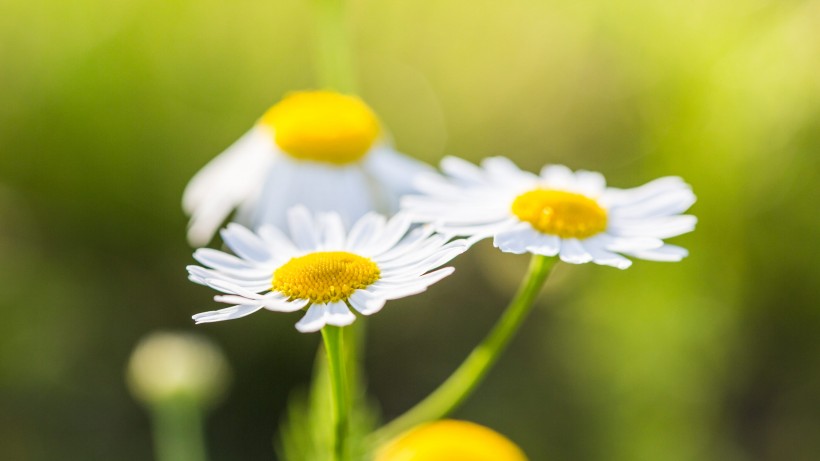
[1,0,819,459]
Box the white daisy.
[182,90,431,246]
[188,206,467,333]
[401,156,697,269]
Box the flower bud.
[126,331,230,407]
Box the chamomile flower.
[183,90,430,246]
[188,206,467,333]
[402,156,696,269]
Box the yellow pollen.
[259,91,380,165]
[272,251,380,304]
[511,189,608,239]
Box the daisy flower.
[182,90,430,246]
[401,156,696,269]
[188,206,467,333]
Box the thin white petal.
[609,215,697,239]
[192,304,264,324]
[287,206,320,250]
[559,238,593,264]
[183,128,275,246]
[324,302,356,327]
[539,164,575,188]
[317,212,347,250]
[493,223,541,254]
[624,244,689,262]
[295,304,327,333]
[348,290,387,316]
[582,240,632,269]
[364,213,412,256]
[441,156,487,184]
[346,213,386,251]
[262,295,309,312]
[220,224,272,263]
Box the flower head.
[182,90,430,246]
[402,156,696,269]
[375,420,528,461]
[126,331,231,406]
[188,206,467,332]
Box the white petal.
[609,215,697,239]
[295,304,327,333]
[524,233,561,257]
[251,161,376,234]
[493,223,541,254]
[262,295,309,312]
[379,240,468,274]
[287,206,320,250]
[624,244,689,262]
[609,188,696,219]
[194,248,254,271]
[481,156,538,184]
[317,212,347,250]
[604,176,690,208]
[323,302,356,327]
[220,223,272,263]
[539,164,575,188]
[187,266,270,290]
[364,213,412,256]
[574,170,607,196]
[375,225,436,262]
[257,225,299,259]
[582,240,632,269]
[201,278,264,298]
[592,234,664,252]
[348,290,387,315]
[440,156,487,184]
[346,213,387,251]
[370,267,455,300]
[183,128,275,246]
[192,304,265,324]
[559,238,593,264]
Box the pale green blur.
[0,0,818,460]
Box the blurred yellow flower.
[375,420,528,461]
[183,90,430,246]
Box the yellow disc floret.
[375,420,529,461]
[272,251,380,304]
[511,189,608,239]
[259,91,380,165]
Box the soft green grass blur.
[1,0,818,459]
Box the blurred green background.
[1,0,819,459]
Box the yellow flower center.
[272,251,381,304]
[259,91,380,165]
[375,420,528,461]
[511,189,608,239]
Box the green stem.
[151,395,209,461]
[369,255,557,446]
[313,0,356,92]
[322,326,350,461]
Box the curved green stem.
[369,255,557,446]
[322,326,350,461]
[313,0,356,92]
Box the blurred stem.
[368,255,557,447]
[313,0,356,92]
[151,395,209,461]
[322,326,350,461]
